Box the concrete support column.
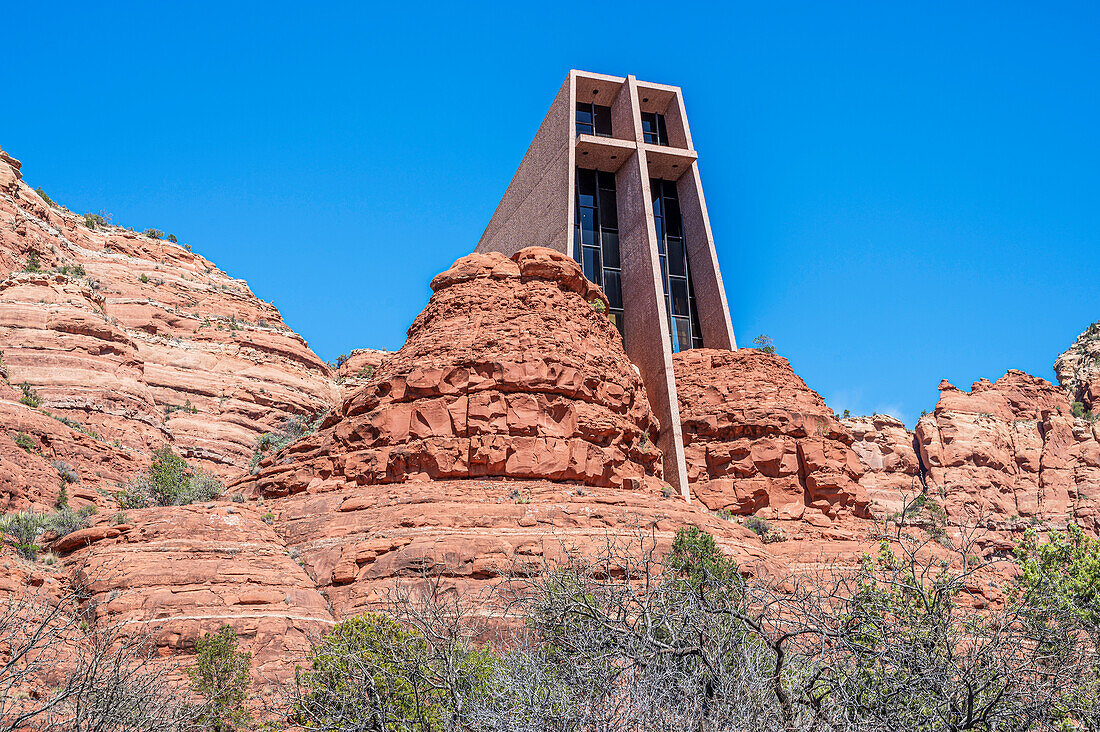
[677,163,737,349]
[616,76,691,501]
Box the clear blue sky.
[4,2,1097,426]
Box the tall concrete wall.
[476,79,572,257]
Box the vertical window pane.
[578,169,597,197]
[573,227,581,261]
[604,270,622,309]
[665,197,682,237]
[672,317,692,352]
[580,208,596,245]
[670,277,690,316]
[668,237,686,276]
[601,230,620,269]
[575,104,592,124]
[599,191,618,230]
[582,246,601,285]
[657,114,669,146]
[609,310,624,338]
[594,105,612,136]
[597,170,616,190]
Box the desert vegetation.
[5,505,1100,730]
[114,446,222,508]
[265,519,1100,732]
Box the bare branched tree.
[0,570,195,732]
[278,503,1100,732]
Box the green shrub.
[23,252,41,273]
[143,228,164,240]
[186,625,252,731]
[18,383,41,408]
[293,614,445,730]
[51,460,79,484]
[745,515,772,536]
[166,233,177,243]
[34,187,55,207]
[83,212,107,229]
[752,334,776,354]
[667,525,740,588]
[248,415,310,473]
[139,273,149,284]
[120,446,222,507]
[47,506,96,537]
[0,512,46,559]
[53,263,87,278]
[13,432,36,452]
[261,511,275,525]
[1071,401,1098,422]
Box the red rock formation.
[842,414,923,518]
[0,145,337,503]
[673,349,870,521]
[271,478,770,620]
[335,348,390,397]
[0,377,142,511]
[914,371,1100,528]
[1055,320,1100,414]
[58,504,334,682]
[240,247,662,495]
[229,248,771,630]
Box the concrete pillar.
[617,76,691,500]
[677,163,737,349]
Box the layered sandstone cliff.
[673,348,871,522]
[0,146,337,509]
[1056,320,1100,414]
[231,247,766,618]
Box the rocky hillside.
[0,146,337,510]
[1,144,1098,694]
[674,346,1100,537]
[1056,320,1100,414]
[48,247,765,680]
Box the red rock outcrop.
[58,504,335,683]
[1055,320,1100,414]
[230,248,772,629]
[914,371,1100,528]
[673,349,870,521]
[0,145,337,504]
[842,414,923,517]
[270,478,770,620]
[240,247,662,495]
[0,377,142,511]
[335,348,391,397]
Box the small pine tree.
[24,252,41,273]
[667,526,740,590]
[34,187,54,207]
[752,334,776,354]
[187,625,252,731]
